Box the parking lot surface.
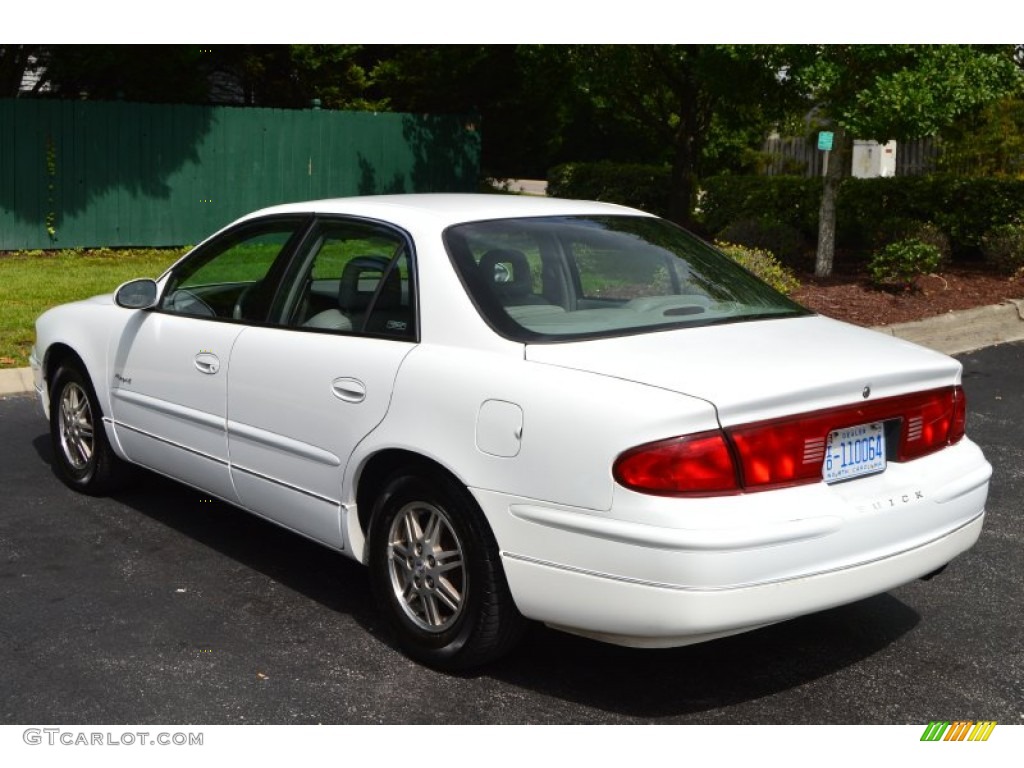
[1,342,1021,724]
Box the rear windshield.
[443,215,809,342]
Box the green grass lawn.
[0,248,187,368]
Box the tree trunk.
[814,126,849,278]
[667,127,698,229]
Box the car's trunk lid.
[525,315,961,426]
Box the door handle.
[194,352,220,375]
[331,377,366,403]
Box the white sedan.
[31,194,991,669]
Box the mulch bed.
[792,266,1024,328]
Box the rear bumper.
[500,512,983,648]
[475,438,991,647]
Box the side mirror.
[114,278,159,310]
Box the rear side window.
[283,221,416,340]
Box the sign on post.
[817,131,835,151]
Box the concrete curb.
[0,367,34,397]
[870,299,1024,356]
[3,300,1024,397]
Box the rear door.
[224,217,418,549]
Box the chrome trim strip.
[502,510,985,592]
[231,463,340,507]
[111,388,225,432]
[227,420,341,467]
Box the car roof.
[241,193,652,228]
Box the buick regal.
[31,194,992,669]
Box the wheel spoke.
[436,578,461,612]
[423,593,442,626]
[423,510,442,547]
[403,512,422,545]
[401,579,417,602]
[391,541,411,559]
[434,558,462,574]
[74,439,91,466]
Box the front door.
[109,216,310,501]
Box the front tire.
[368,469,526,670]
[49,364,127,495]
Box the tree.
[16,45,382,110]
[369,45,583,179]
[31,45,212,103]
[568,45,795,227]
[783,45,1024,277]
[938,96,1024,177]
[206,45,383,111]
[0,45,40,98]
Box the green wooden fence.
[0,99,480,250]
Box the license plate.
[823,422,886,483]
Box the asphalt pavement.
[0,342,1021,724]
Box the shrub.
[715,241,800,295]
[702,175,1024,257]
[868,239,943,288]
[869,219,952,262]
[981,222,1024,275]
[547,162,671,217]
[700,176,821,240]
[715,216,809,268]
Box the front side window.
[444,215,808,342]
[160,219,306,321]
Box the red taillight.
[730,413,831,490]
[899,386,966,460]
[613,431,740,496]
[614,386,966,497]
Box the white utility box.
[852,140,897,178]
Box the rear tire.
[368,469,526,670]
[49,364,128,495]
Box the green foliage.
[714,216,809,267]
[547,162,671,217]
[701,175,1024,257]
[869,219,951,261]
[0,247,187,367]
[841,176,1024,252]
[714,241,800,295]
[981,223,1024,274]
[44,136,57,241]
[700,176,822,240]
[31,45,212,103]
[373,45,579,178]
[567,45,799,223]
[780,44,1024,277]
[784,45,1024,141]
[939,97,1024,178]
[868,239,943,288]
